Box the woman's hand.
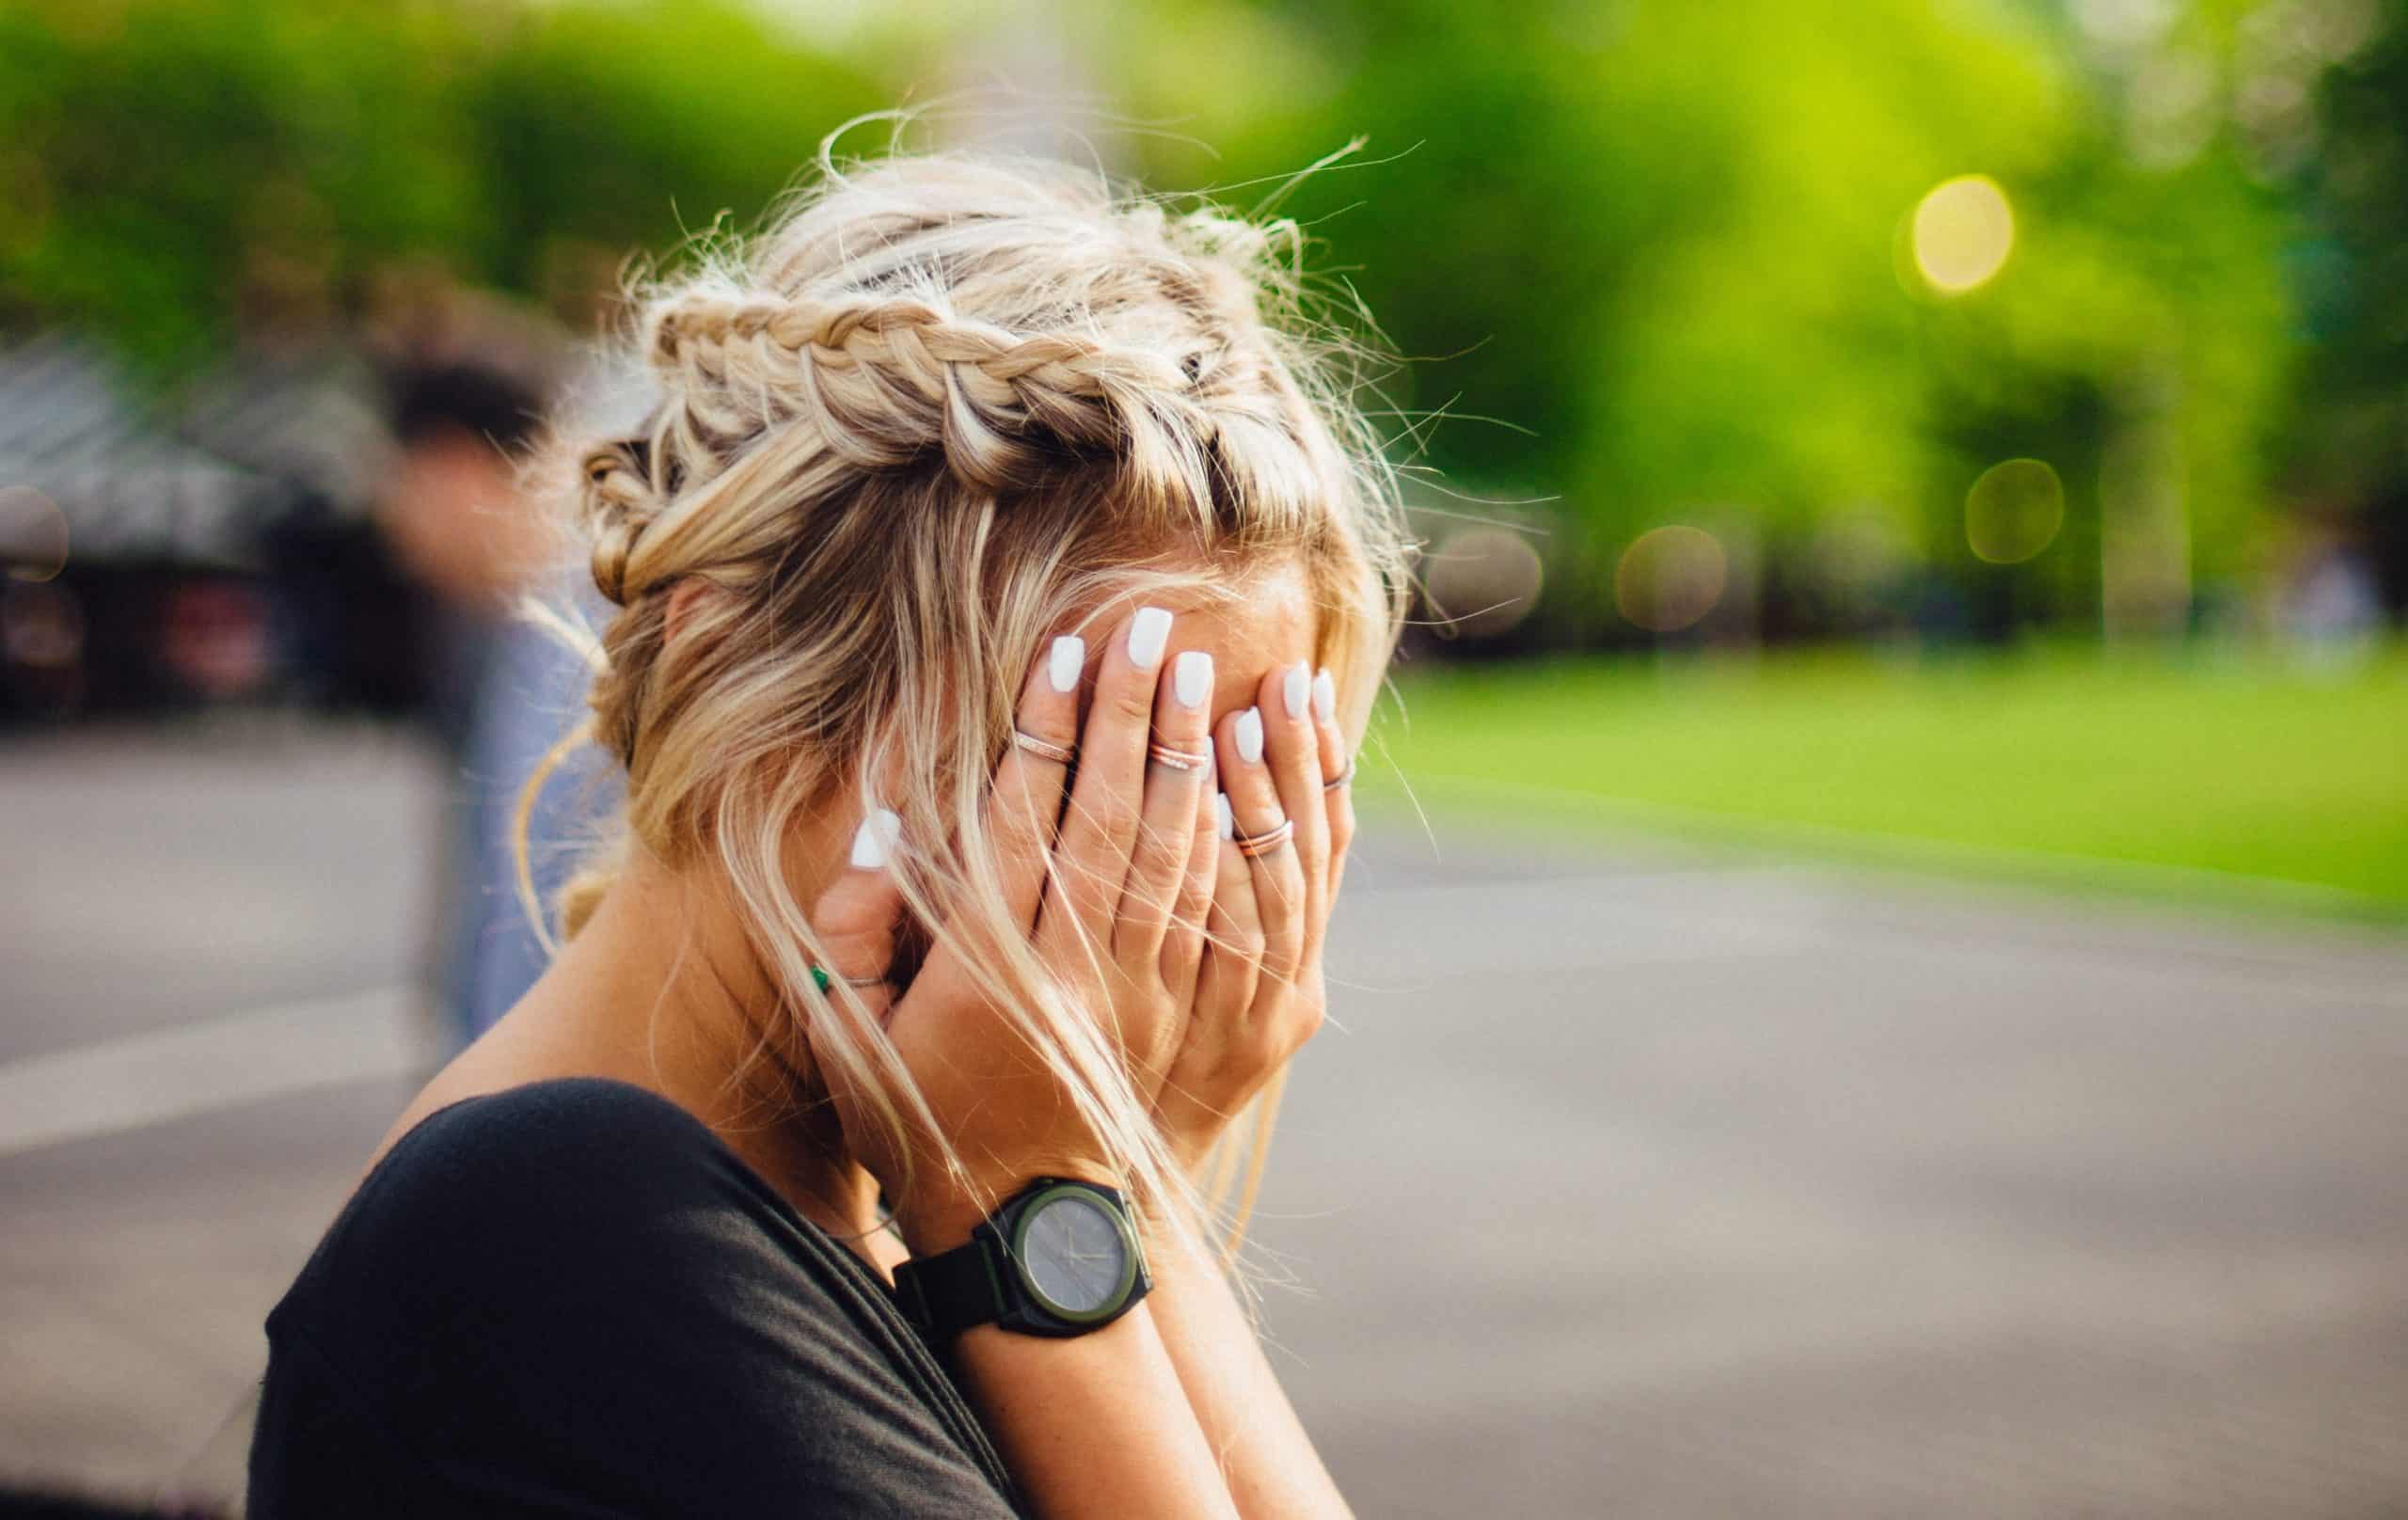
[1152,660,1353,1180]
[803,607,1222,1253]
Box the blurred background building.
[2,0,2403,1515]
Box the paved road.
[5,723,2406,1516]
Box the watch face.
[1016,1190,1132,1320]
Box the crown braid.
[651,293,1208,455]
[571,194,1343,610]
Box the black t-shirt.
[246,1076,1026,1517]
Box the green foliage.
[0,0,2389,636]
[0,0,880,376]
[1098,0,2311,634]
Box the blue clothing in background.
[434,577,621,1045]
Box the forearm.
[1141,1188,1355,1520]
[948,1301,1243,1520]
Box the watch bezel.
[1005,1180,1143,1326]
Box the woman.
[247,137,1412,1517]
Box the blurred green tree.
[1,0,2389,641]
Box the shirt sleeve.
[258,1077,1022,1518]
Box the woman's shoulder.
[362,1073,746,1207]
[266,1075,899,1393]
[256,1078,1025,1513]
[281,1078,811,1315]
[318,1077,748,1262]
[265,1079,910,1450]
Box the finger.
[1115,647,1214,968]
[1160,754,1222,1000]
[807,808,907,1023]
[1041,605,1173,960]
[1257,658,1330,940]
[1212,702,1307,983]
[1308,663,1357,911]
[1195,792,1263,1004]
[1182,797,1263,1079]
[984,632,1086,933]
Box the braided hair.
[520,140,1413,1282]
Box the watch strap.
[893,1228,1011,1343]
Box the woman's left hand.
[1150,660,1353,1179]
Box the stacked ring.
[1010,728,1076,766]
[1147,741,1212,773]
[1233,815,1296,859]
[1323,758,1355,793]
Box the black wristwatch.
[892,1177,1152,1343]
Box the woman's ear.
[664,578,712,649]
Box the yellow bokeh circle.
[1912,175,2015,293]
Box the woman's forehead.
[1149,566,1317,714]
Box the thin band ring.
[1233,815,1296,859]
[1147,741,1212,773]
[1323,759,1355,793]
[811,964,890,993]
[1010,728,1076,767]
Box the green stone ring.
[811,963,887,993]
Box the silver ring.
[1323,758,1355,793]
[1010,728,1076,766]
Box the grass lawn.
[1362,641,2408,920]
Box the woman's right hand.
[802,606,1223,1253]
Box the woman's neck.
[474,832,902,1275]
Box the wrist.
[895,1164,1130,1257]
[894,1195,992,1257]
[893,1175,1156,1346]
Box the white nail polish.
[1174,650,1212,710]
[1235,706,1263,763]
[850,807,900,870]
[1127,607,1172,670]
[1283,662,1309,719]
[1313,667,1337,723]
[1049,635,1085,694]
[1216,793,1235,840]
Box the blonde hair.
[515,127,1413,1284]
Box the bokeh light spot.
[1964,459,2065,563]
[1425,527,1545,640]
[0,486,70,582]
[1615,526,1727,633]
[1912,175,2015,293]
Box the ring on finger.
[1233,815,1296,859]
[1323,758,1355,793]
[811,964,890,992]
[1011,728,1076,766]
[1147,740,1212,773]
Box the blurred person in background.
[378,352,621,1048]
[246,136,1411,1517]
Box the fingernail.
[1235,706,1263,763]
[1313,667,1337,723]
[1283,661,1310,719]
[1049,635,1085,694]
[850,807,900,870]
[1128,607,1172,670]
[1174,650,1212,710]
[1216,793,1235,840]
